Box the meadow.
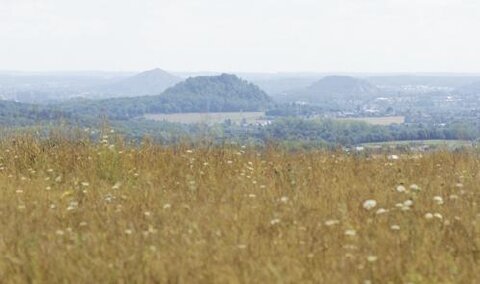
[337,116,406,126]
[0,132,479,283]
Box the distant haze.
[1,0,480,73]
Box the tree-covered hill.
[59,74,273,119]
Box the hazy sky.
[1,0,480,73]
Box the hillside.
[97,68,182,97]
[283,76,380,105]
[60,74,273,119]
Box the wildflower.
[324,220,340,226]
[425,213,434,220]
[111,182,122,190]
[433,196,444,205]
[163,203,171,209]
[388,154,399,160]
[124,229,133,235]
[227,160,233,164]
[455,183,464,188]
[367,256,378,262]
[396,185,406,193]
[410,184,421,192]
[144,211,152,217]
[345,229,357,236]
[434,213,443,220]
[67,201,78,211]
[390,225,400,231]
[186,150,193,154]
[270,219,281,225]
[248,194,256,198]
[449,194,459,200]
[56,230,65,236]
[16,189,23,194]
[237,244,247,249]
[79,221,88,227]
[375,208,388,215]
[81,182,90,187]
[362,199,377,210]
[45,186,51,191]
[403,200,414,207]
[280,196,289,203]
[259,185,266,189]
[55,176,62,182]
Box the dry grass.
[0,133,479,283]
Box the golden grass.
[0,133,479,283]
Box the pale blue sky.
[1,0,479,73]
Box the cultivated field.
[338,116,406,125]
[0,133,479,283]
[145,112,266,124]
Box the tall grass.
[0,133,479,283]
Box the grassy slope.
[0,134,479,282]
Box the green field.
[337,116,405,125]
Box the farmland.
[337,116,405,126]
[0,133,479,283]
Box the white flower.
[363,200,377,210]
[67,201,79,211]
[449,194,459,200]
[111,182,122,190]
[367,255,378,262]
[390,225,400,231]
[424,213,434,219]
[410,184,421,192]
[403,200,414,207]
[163,203,171,209]
[434,213,443,219]
[388,154,399,160]
[433,196,444,205]
[455,183,464,188]
[324,220,340,226]
[344,229,357,236]
[375,208,388,215]
[396,185,406,193]
[248,194,256,198]
[280,196,289,203]
[270,218,281,225]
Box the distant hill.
[97,68,182,97]
[60,74,273,119]
[285,76,380,104]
